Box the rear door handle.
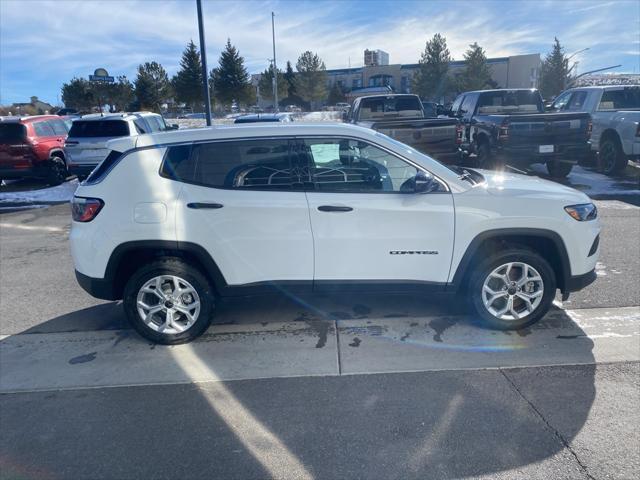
[317,205,353,212]
[187,202,223,209]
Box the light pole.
[196,0,212,126]
[271,12,278,112]
[567,47,589,62]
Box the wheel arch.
[105,240,228,300]
[599,128,621,147]
[449,228,570,294]
[49,148,66,160]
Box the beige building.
[327,53,541,100]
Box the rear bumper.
[566,269,597,293]
[498,143,591,164]
[75,270,118,300]
[68,164,96,177]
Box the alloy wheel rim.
[481,262,544,321]
[136,275,201,334]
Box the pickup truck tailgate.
[505,112,591,146]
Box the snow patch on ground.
[0,179,78,205]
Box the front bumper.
[75,270,118,300]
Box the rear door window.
[68,120,129,137]
[162,139,294,190]
[598,87,640,110]
[0,123,27,143]
[33,121,56,137]
[48,119,69,135]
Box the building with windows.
[327,53,541,101]
[364,49,389,67]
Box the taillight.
[587,120,593,139]
[71,197,104,222]
[498,121,509,141]
[455,124,463,144]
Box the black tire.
[546,160,573,178]
[599,137,627,175]
[468,247,556,330]
[47,156,68,186]
[475,141,501,170]
[123,258,215,344]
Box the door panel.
[300,137,455,283]
[173,139,313,286]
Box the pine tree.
[172,40,203,111]
[539,38,571,99]
[284,60,296,97]
[458,42,493,92]
[294,51,328,108]
[110,76,135,112]
[257,64,288,103]
[412,33,451,101]
[212,39,254,106]
[327,83,346,104]
[61,78,95,111]
[135,62,171,112]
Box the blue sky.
[1,0,638,106]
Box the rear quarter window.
[68,120,130,138]
[33,121,56,137]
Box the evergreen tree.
[412,33,451,101]
[458,42,493,91]
[327,83,346,104]
[257,64,288,102]
[134,62,171,112]
[212,39,254,106]
[284,60,296,97]
[61,77,95,111]
[172,40,203,110]
[294,51,328,108]
[110,76,135,112]
[539,38,571,99]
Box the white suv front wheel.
[123,258,215,344]
[469,248,556,330]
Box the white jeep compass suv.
[70,124,600,344]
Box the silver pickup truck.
[550,85,640,174]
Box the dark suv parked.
[0,115,69,185]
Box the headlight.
[565,203,597,221]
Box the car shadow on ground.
[1,300,597,479]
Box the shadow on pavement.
[0,302,597,479]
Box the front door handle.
[187,202,223,209]
[317,205,353,212]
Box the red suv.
[0,115,69,185]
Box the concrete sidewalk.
[1,306,638,393]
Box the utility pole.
[272,12,278,112]
[196,0,212,126]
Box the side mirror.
[170,123,179,130]
[414,171,437,193]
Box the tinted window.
[162,140,293,190]
[133,119,149,134]
[357,96,423,120]
[566,91,588,111]
[69,120,129,137]
[460,95,475,116]
[0,123,26,143]
[302,138,419,193]
[48,119,68,135]
[476,90,543,114]
[550,91,572,111]
[598,87,640,110]
[33,121,55,137]
[85,149,124,184]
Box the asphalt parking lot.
[0,165,639,479]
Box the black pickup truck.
[449,89,591,177]
[347,94,462,162]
